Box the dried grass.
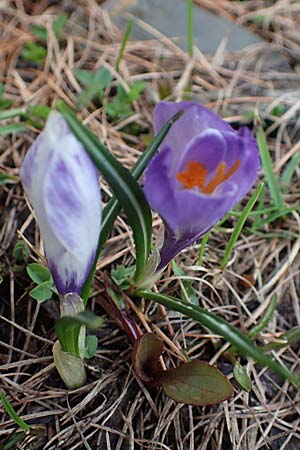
[0,0,300,449]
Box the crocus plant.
[144,101,260,270]
[20,99,296,404]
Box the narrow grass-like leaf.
[221,183,264,269]
[281,153,300,191]
[0,123,27,136]
[0,391,30,431]
[136,290,298,386]
[116,18,133,72]
[56,100,152,283]
[0,173,18,186]
[186,0,194,56]
[248,295,277,338]
[0,108,25,121]
[261,326,300,352]
[257,127,284,209]
[80,110,183,301]
[251,206,300,229]
[197,231,210,265]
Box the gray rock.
[103,0,263,53]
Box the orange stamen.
[176,161,208,190]
[177,159,240,194]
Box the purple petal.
[21,111,101,294]
[144,146,178,232]
[154,101,232,162]
[175,129,227,178]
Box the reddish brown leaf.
[158,360,233,406]
[132,333,164,383]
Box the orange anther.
[177,159,240,194]
[176,161,208,190]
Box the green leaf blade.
[0,392,30,432]
[257,127,284,209]
[221,183,264,269]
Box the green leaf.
[104,81,145,120]
[85,335,98,359]
[55,310,103,355]
[0,123,27,136]
[0,172,18,186]
[116,18,133,72]
[13,240,30,262]
[80,108,183,302]
[26,263,52,284]
[197,231,210,265]
[3,431,26,450]
[233,362,252,392]
[21,41,47,65]
[75,68,112,109]
[248,295,277,338]
[0,107,25,121]
[0,391,30,432]
[158,360,233,405]
[251,206,300,230]
[0,85,14,111]
[136,290,298,386]
[31,24,48,41]
[29,282,53,302]
[221,183,264,269]
[127,81,146,102]
[257,127,284,209]
[111,265,135,290]
[0,276,3,285]
[261,326,300,352]
[56,100,152,283]
[27,104,51,120]
[53,13,68,39]
[281,153,300,190]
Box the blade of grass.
[248,295,277,338]
[0,391,30,432]
[0,123,28,136]
[80,110,183,302]
[186,0,194,56]
[116,19,133,72]
[281,153,300,190]
[221,183,264,269]
[0,108,25,121]
[197,231,210,265]
[251,206,300,229]
[257,127,284,209]
[136,290,298,386]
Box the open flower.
[21,111,101,295]
[144,101,260,269]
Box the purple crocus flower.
[21,111,101,295]
[144,101,260,269]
